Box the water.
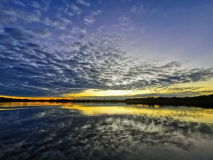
[0,102,213,160]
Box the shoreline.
[1,94,213,108]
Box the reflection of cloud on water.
[0,105,213,160]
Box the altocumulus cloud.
[0,26,213,97]
[0,0,213,97]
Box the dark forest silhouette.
[0,94,213,107]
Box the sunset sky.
[0,0,213,99]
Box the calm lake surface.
[0,102,213,160]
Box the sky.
[0,0,213,99]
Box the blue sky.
[0,0,213,98]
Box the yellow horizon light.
[1,79,213,99]
[63,89,151,98]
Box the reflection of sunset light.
[62,104,213,124]
[1,102,213,124]
[154,105,159,108]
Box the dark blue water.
[0,103,213,160]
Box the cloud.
[0,0,213,97]
[70,4,82,15]
[132,89,213,98]
[70,27,87,34]
[84,16,95,25]
[3,27,34,41]
[76,0,90,7]
[30,0,50,11]
[28,29,52,38]
[84,10,102,25]
[92,10,102,16]
[0,27,213,97]
[30,1,41,9]
[118,16,129,26]
[130,4,145,15]
[43,17,67,30]
[57,16,72,25]
[0,6,41,24]
[0,0,70,32]
[13,0,25,7]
